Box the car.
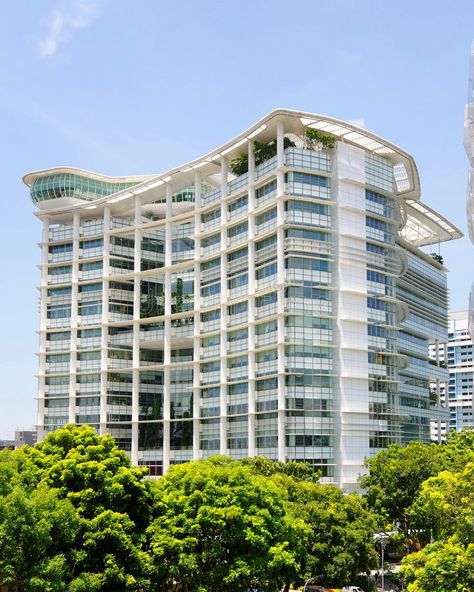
[342,587,365,592]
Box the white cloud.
[348,118,366,129]
[38,0,102,58]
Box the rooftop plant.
[430,252,444,265]
[305,127,336,149]
[229,137,296,176]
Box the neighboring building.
[431,311,474,439]
[15,429,38,447]
[0,429,37,450]
[25,109,462,489]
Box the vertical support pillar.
[193,172,202,460]
[220,157,228,455]
[70,212,80,426]
[163,183,173,472]
[276,120,286,462]
[99,208,110,435]
[247,141,256,456]
[131,197,142,465]
[37,217,50,441]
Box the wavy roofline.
[23,166,154,187]
[23,108,462,245]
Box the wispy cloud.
[38,0,102,58]
[348,118,366,129]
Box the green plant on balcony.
[229,137,296,176]
[229,152,249,176]
[305,127,336,149]
[429,390,438,405]
[430,252,444,265]
[140,289,164,318]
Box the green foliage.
[0,425,153,591]
[305,127,336,149]
[229,137,296,176]
[229,152,249,176]
[360,442,447,534]
[361,428,474,588]
[148,457,308,592]
[0,485,77,591]
[401,538,474,592]
[241,457,376,587]
[430,252,444,265]
[410,462,474,545]
[241,456,318,481]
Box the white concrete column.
[219,157,228,454]
[69,212,80,425]
[275,121,287,462]
[163,182,172,474]
[248,139,255,184]
[247,148,257,457]
[131,197,142,465]
[193,171,202,460]
[38,217,50,441]
[99,208,110,435]
[276,120,285,169]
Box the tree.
[400,538,474,592]
[410,462,474,545]
[148,456,308,592]
[359,442,447,535]
[4,425,154,591]
[0,484,78,592]
[243,457,377,588]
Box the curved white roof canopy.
[24,108,462,246]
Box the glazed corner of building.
[25,108,463,491]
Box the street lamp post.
[374,533,390,592]
[303,576,318,592]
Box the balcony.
[285,182,331,201]
[49,253,72,264]
[202,187,221,206]
[48,273,72,285]
[228,232,248,248]
[227,339,248,354]
[79,248,103,260]
[46,339,71,352]
[255,155,277,180]
[80,269,103,281]
[228,173,248,194]
[284,147,331,173]
[255,302,278,319]
[47,317,72,329]
[78,337,102,349]
[49,228,73,242]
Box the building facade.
[431,311,474,439]
[25,109,461,489]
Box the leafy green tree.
[19,424,153,527]
[265,472,377,588]
[410,462,474,545]
[0,484,78,591]
[148,456,308,592]
[359,442,446,533]
[2,425,154,591]
[400,538,474,592]
[242,457,377,588]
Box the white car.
[342,587,365,592]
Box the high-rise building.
[466,43,474,339]
[25,109,461,489]
[431,311,474,439]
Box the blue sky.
[0,0,472,436]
